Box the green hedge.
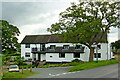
[19,65,36,69]
[38,62,83,68]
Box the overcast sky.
[2,0,118,43]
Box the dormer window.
[63,45,69,49]
[75,45,82,49]
[50,45,56,50]
[25,44,30,48]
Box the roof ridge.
[26,34,52,36]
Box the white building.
[21,34,112,62]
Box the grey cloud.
[2,2,70,26]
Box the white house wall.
[21,43,111,62]
[21,44,40,60]
[46,53,81,62]
[93,43,108,61]
[41,54,46,61]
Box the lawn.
[69,60,118,72]
[2,70,39,79]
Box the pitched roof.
[21,34,63,44]
[21,34,107,44]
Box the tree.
[47,1,120,61]
[111,40,120,49]
[0,20,20,55]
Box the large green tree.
[48,1,120,61]
[0,20,20,55]
[111,40,120,49]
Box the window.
[50,45,56,49]
[94,53,101,58]
[97,45,101,49]
[25,53,30,57]
[75,45,82,49]
[25,44,30,48]
[59,53,65,58]
[63,45,69,49]
[74,53,80,58]
[40,44,45,51]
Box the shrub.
[60,64,69,67]
[72,59,84,63]
[49,65,57,67]
[19,65,36,69]
[68,62,79,66]
[9,60,14,62]
[13,62,18,65]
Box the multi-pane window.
[50,45,56,49]
[94,53,101,58]
[74,53,80,58]
[97,45,101,49]
[75,45,82,49]
[25,53,30,57]
[59,53,65,58]
[25,44,30,48]
[63,45,69,49]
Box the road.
[28,64,118,78]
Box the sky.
[1,0,119,43]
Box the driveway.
[28,66,72,78]
[28,64,118,78]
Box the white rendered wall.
[46,53,81,62]
[21,44,40,60]
[93,43,108,61]
[41,54,46,61]
[21,43,110,62]
[45,43,109,62]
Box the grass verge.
[69,60,118,72]
[2,70,39,79]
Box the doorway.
[38,54,41,61]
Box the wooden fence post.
[22,66,24,74]
[30,67,32,72]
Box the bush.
[9,60,14,62]
[60,64,69,67]
[19,65,36,69]
[68,62,79,66]
[13,62,18,65]
[72,59,84,63]
[49,65,57,67]
[14,56,25,65]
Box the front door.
[38,54,40,61]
